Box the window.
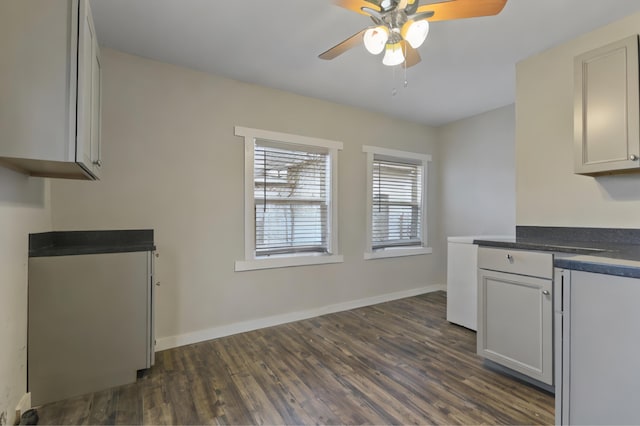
[254,143,327,256]
[363,145,432,259]
[235,126,343,271]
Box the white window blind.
[254,140,329,256]
[372,158,423,249]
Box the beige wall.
[516,12,640,227]
[50,49,445,349]
[439,104,516,238]
[0,168,50,423]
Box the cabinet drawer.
[478,247,552,279]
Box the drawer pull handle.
[542,290,550,296]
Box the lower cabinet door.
[566,271,640,425]
[477,269,553,385]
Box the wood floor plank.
[87,388,118,425]
[254,327,386,425]
[234,333,321,425]
[200,341,255,425]
[141,384,176,426]
[114,383,142,424]
[56,393,92,425]
[254,331,348,425]
[34,291,555,425]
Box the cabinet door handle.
[506,254,514,262]
[93,159,102,167]
[630,154,638,161]
[542,290,550,295]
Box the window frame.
[362,145,432,260]
[235,126,343,271]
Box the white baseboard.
[14,392,31,424]
[156,284,446,351]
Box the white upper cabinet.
[0,0,102,180]
[574,35,640,176]
[77,0,102,179]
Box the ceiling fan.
[319,0,508,67]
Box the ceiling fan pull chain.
[391,65,398,96]
[404,57,408,88]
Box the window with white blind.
[254,143,328,256]
[235,126,343,271]
[363,145,432,260]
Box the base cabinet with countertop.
[477,246,554,386]
[478,225,640,421]
[555,268,640,425]
[28,230,156,406]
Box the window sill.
[364,247,433,260]
[235,254,344,271]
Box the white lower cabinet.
[556,269,640,425]
[477,247,554,386]
[446,238,480,330]
[28,251,154,405]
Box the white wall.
[438,104,516,237]
[516,11,640,227]
[0,168,50,425]
[50,49,445,349]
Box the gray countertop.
[29,230,155,257]
[474,226,640,279]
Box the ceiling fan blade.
[416,0,507,21]
[319,29,366,60]
[411,10,435,21]
[404,0,420,14]
[401,41,421,68]
[334,0,381,15]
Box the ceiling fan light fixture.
[401,18,429,49]
[363,26,389,55]
[382,41,405,66]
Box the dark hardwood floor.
[36,291,554,425]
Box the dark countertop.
[29,230,155,257]
[474,226,640,279]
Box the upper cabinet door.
[0,0,101,180]
[91,42,102,179]
[77,0,102,179]
[574,35,640,175]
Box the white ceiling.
[90,0,640,127]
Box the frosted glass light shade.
[363,26,389,55]
[401,19,429,49]
[382,41,405,66]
